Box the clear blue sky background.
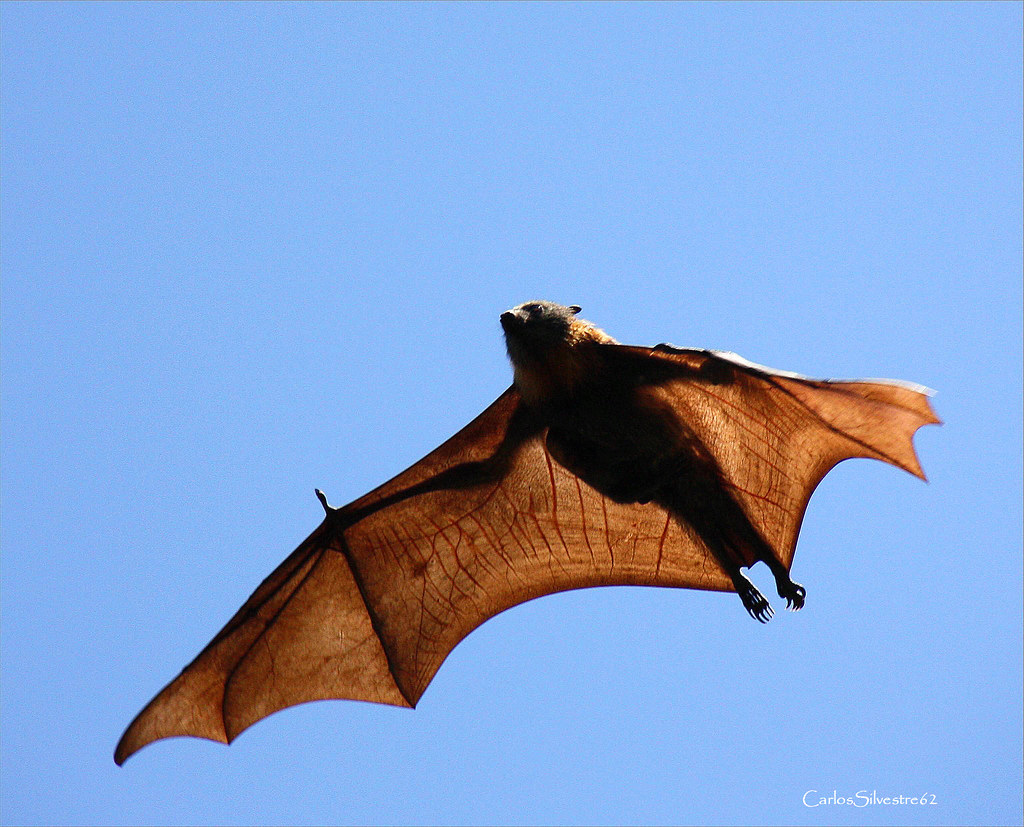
[2,3,1021,826]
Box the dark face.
[500,301,582,365]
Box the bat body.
[115,301,939,764]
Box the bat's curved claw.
[778,580,806,611]
[315,489,332,514]
[737,580,773,623]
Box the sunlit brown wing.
[115,389,530,764]
[621,345,941,570]
[113,518,411,765]
[116,351,938,764]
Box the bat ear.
[569,305,582,315]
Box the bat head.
[500,301,582,363]
[501,301,616,405]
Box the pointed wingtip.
[113,712,151,766]
[911,397,942,481]
[114,692,231,765]
[113,666,232,766]
[920,392,942,428]
[115,729,230,766]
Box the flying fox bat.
[115,301,939,764]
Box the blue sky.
[1,3,1021,825]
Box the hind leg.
[654,477,782,622]
[684,525,775,622]
[762,556,806,610]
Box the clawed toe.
[749,600,773,623]
[738,583,774,623]
[779,581,806,611]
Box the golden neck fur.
[511,318,617,407]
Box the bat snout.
[500,310,524,332]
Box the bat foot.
[778,580,806,611]
[737,581,773,623]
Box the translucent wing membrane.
[116,348,937,763]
